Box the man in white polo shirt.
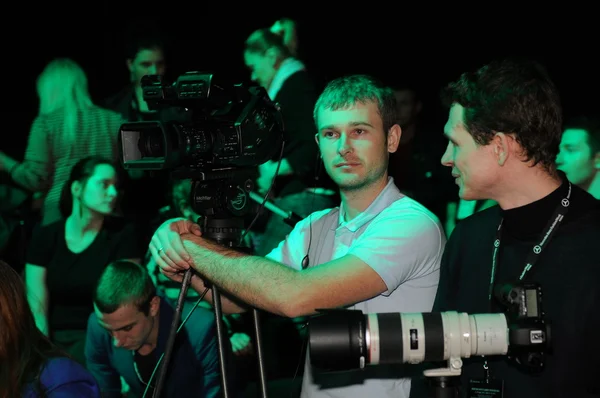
[149,74,446,398]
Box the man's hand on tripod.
[149,217,202,276]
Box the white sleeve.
[348,206,445,295]
[265,208,334,271]
[265,217,309,271]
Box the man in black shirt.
[410,58,600,397]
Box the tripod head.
[176,167,256,249]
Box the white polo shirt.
[267,178,446,398]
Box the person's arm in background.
[25,264,49,335]
[23,223,56,336]
[1,116,52,192]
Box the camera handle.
[423,357,463,398]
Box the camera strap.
[478,182,571,387]
[488,181,572,301]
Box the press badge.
[467,378,504,398]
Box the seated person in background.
[85,260,221,398]
[24,156,141,365]
[0,259,100,397]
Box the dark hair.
[0,260,67,398]
[123,21,168,61]
[441,57,562,173]
[94,260,156,315]
[59,156,115,218]
[244,28,291,58]
[314,74,398,136]
[563,116,600,155]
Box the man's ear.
[149,296,160,317]
[492,132,512,166]
[594,151,600,169]
[387,124,402,153]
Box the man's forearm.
[189,277,247,314]
[182,236,302,317]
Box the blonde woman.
[0,58,125,226]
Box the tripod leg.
[212,285,233,397]
[252,309,269,398]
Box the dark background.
[4,12,596,159]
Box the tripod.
[152,215,269,398]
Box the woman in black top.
[24,156,141,365]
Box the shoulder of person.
[31,219,64,238]
[380,195,444,229]
[452,204,502,233]
[285,206,340,239]
[39,357,100,394]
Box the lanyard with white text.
[488,182,572,301]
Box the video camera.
[308,282,551,380]
[119,72,283,173]
[118,72,284,222]
[117,73,286,398]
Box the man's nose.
[441,142,453,167]
[112,331,126,347]
[337,133,353,155]
[113,336,125,348]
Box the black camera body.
[118,72,284,174]
[494,282,551,373]
[118,72,285,222]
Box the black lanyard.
[488,182,572,301]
